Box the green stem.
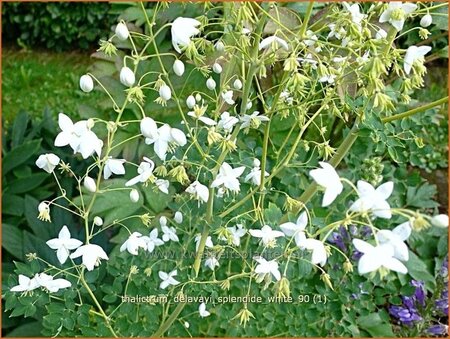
[152,302,186,338]
[382,96,448,123]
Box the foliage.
[2,2,117,51]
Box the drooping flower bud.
[195,93,202,102]
[84,176,97,193]
[130,189,139,203]
[38,202,51,222]
[173,59,185,76]
[115,22,129,41]
[94,216,103,226]
[206,78,216,90]
[174,211,183,224]
[431,214,449,228]
[233,78,243,90]
[186,95,196,108]
[420,14,432,28]
[80,74,94,93]
[120,67,135,87]
[213,63,223,74]
[215,41,225,52]
[159,85,172,101]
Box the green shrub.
[2,2,117,51]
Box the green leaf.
[404,251,436,290]
[264,202,283,225]
[406,183,438,209]
[3,139,41,175]
[5,321,43,337]
[7,173,49,194]
[357,312,394,337]
[11,110,29,148]
[2,194,24,216]
[2,223,24,260]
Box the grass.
[2,46,103,125]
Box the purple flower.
[427,324,448,336]
[411,280,426,306]
[389,305,422,326]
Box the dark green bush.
[2,2,117,51]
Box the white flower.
[280,211,308,247]
[195,234,214,252]
[297,53,318,69]
[254,257,281,281]
[420,14,433,28]
[159,216,168,227]
[304,30,318,46]
[217,111,239,132]
[162,225,179,242]
[186,180,209,204]
[35,273,71,293]
[220,224,246,246]
[38,202,51,222]
[352,239,407,275]
[104,157,126,179]
[319,74,336,84]
[155,179,170,194]
[379,2,418,31]
[404,45,432,75]
[349,180,394,219]
[140,117,158,140]
[376,222,411,261]
[303,238,327,266]
[120,232,147,255]
[245,165,269,186]
[142,229,164,253]
[187,108,216,126]
[36,153,60,173]
[10,274,39,293]
[115,22,129,40]
[206,78,216,90]
[233,79,243,90]
[174,211,183,224]
[221,91,235,105]
[211,162,245,193]
[79,74,94,93]
[205,257,219,271]
[46,225,83,264]
[199,303,211,317]
[173,59,185,76]
[130,189,140,203]
[431,214,449,228]
[54,113,103,159]
[343,2,365,26]
[94,216,103,226]
[120,67,135,87]
[184,321,190,328]
[259,36,289,51]
[375,28,388,39]
[84,176,97,193]
[309,162,343,207]
[69,244,109,271]
[213,63,223,74]
[186,95,196,108]
[125,157,155,186]
[249,225,284,246]
[171,17,201,53]
[240,111,270,130]
[144,124,187,161]
[159,85,172,101]
[159,270,180,289]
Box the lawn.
[2,46,103,125]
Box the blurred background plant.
[2,1,448,337]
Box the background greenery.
[1,1,448,337]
